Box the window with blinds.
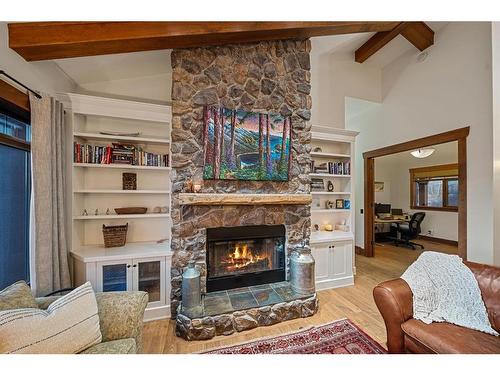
[410,163,459,212]
[0,106,31,289]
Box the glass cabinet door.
[135,258,165,306]
[102,263,129,292]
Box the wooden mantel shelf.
[178,193,312,206]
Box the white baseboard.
[143,305,171,322]
[315,276,354,291]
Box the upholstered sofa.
[6,290,148,354]
[373,261,500,354]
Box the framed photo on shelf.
[336,199,344,209]
[344,199,351,209]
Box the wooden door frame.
[361,127,470,259]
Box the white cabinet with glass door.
[96,256,166,308]
[71,248,171,322]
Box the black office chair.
[390,212,426,250]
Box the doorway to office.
[361,127,469,259]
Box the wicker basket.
[102,223,128,248]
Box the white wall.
[347,22,493,264]
[310,37,382,128]
[493,22,500,266]
[0,23,76,95]
[375,142,458,242]
[77,73,172,104]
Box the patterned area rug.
[203,319,386,354]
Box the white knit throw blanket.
[401,251,498,336]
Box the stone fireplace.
[206,224,286,292]
[170,39,316,340]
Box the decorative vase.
[327,181,334,192]
[290,248,315,295]
[181,261,202,317]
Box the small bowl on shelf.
[114,207,148,215]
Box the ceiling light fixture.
[411,148,435,158]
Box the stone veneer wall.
[170,40,312,317]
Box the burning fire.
[222,243,268,271]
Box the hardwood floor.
[142,239,458,354]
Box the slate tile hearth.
[252,287,282,306]
[228,291,259,310]
[198,281,314,318]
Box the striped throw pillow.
[0,282,102,354]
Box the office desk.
[374,217,409,244]
[374,218,408,224]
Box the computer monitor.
[375,203,391,214]
[391,208,403,216]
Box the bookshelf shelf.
[310,173,351,178]
[74,189,170,194]
[311,209,351,213]
[73,163,171,171]
[73,213,170,220]
[310,152,350,158]
[311,191,351,195]
[73,132,170,145]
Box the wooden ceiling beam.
[400,22,435,51]
[8,21,401,61]
[0,79,30,112]
[355,21,434,63]
[355,22,408,63]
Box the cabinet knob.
[133,264,137,268]
[127,265,131,268]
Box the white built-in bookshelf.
[61,93,172,251]
[61,93,172,321]
[309,127,358,240]
[309,126,358,290]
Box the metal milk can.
[181,261,202,315]
[290,247,315,295]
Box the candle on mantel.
[193,182,202,193]
[324,224,333,231]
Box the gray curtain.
[29,93,71,296]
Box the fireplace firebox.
[206,225,286,292]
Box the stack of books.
[74,143,112,164]
[73,141,169,167]
[328,161,350,175]
[312,162,329,174]
[310,178,325,191]
[112,143,135,164]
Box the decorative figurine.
[95,209,99,216]
[327,180,334,192]
[82,209,88,216]
[106,208,110,215]
[326,200,335,209]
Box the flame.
[222,243,267,271]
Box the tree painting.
[203,106,291,181]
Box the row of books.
[73,142,169,167]
[311,161,351,175]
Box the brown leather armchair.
[373,261,500,353]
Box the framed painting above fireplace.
[203,106,291,181]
